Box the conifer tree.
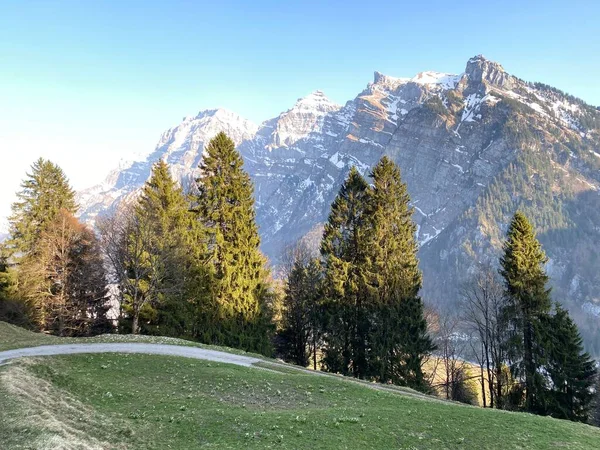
[280,256,322,368]
[6,159,78,328]
[366,156,434,389]
[540,306,596,422]
[134,160,208,337]
[66,224,113,336]
[500,211,552,413]
[320,167,373,377]
[196,132,272,352]
[0,244,27,325]
[0,247,12,302]
[8,158,77,256]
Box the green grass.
[1,354,600,449]
[1,322,600,449]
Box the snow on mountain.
[77,56,600,348]
[78,109,257,223]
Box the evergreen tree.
[279,257,323,368]
[320,167,373,377]
[134,160,209,338]
[367,156,434,390]
[540,306,596,422]
[6,159,78,329]
[8,158,77,256]
[195,132,272,353]
[500,211,552,413]
[0,244,28,326]
[66,222,113,336]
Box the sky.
[1,0,599,230]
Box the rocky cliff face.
[78,55,600,353]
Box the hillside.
[1,324,599,449]
[77,55,600,353]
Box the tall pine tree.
[0,244,26,325]
[8,158,77,256]
[279,256,323,368]
[196,132,272,353]
[367,156,434,390]
[320,167,373,378]
[7,159,78,329]
[540,305,596,422]
[133,160,209,337]
[500,211,552,413]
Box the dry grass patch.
[0,359,131,449]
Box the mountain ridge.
[77,55,600,353]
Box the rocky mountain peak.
[77,58,600,352]
[265,91,342,148]
[372,71,409,91]
[291,90,340,113]
[465,55,514,89]
[372,70,460,92]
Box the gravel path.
[0,343,446,404]
[0,343,261,367]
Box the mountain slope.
[78,55,600,353]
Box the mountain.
[78,55,600,354]
[78,109,258,222]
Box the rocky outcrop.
[78,55,600,353]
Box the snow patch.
[411,71,461,90]
[329,152,345,169]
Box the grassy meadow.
[1,323,600,449]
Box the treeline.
[455,212,596,422]
[278,160,433,391]
[0,133,274,353]
[0,132,596,423]
[0,159,111,336]
[277,168,597,422]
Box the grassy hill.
[1,323,599,449]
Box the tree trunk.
[480,365,487,408]
[496,365,503,409]
[132,310,140,335]
[524,319,535,411]
[313,331,317,371]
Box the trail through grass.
[2,353,600,449]
[0,321,266,359]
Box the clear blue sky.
[1,0,599,227]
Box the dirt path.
[0,342,445,404]
[0,343,261,367]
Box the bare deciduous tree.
[20,209,109,336]
[461,265,508,408]
[98,205,160,334]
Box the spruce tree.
[0,244,27,325]
[541,306,596,422]
[500,211,552,413]
[134,160,208,338]
[8,158,77,256]
[196,132,271,352]
[67,225,113,336]
[320,167,372,377]
[6,159,77,329]
[367,156,434,390]
[280,257,322,368]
